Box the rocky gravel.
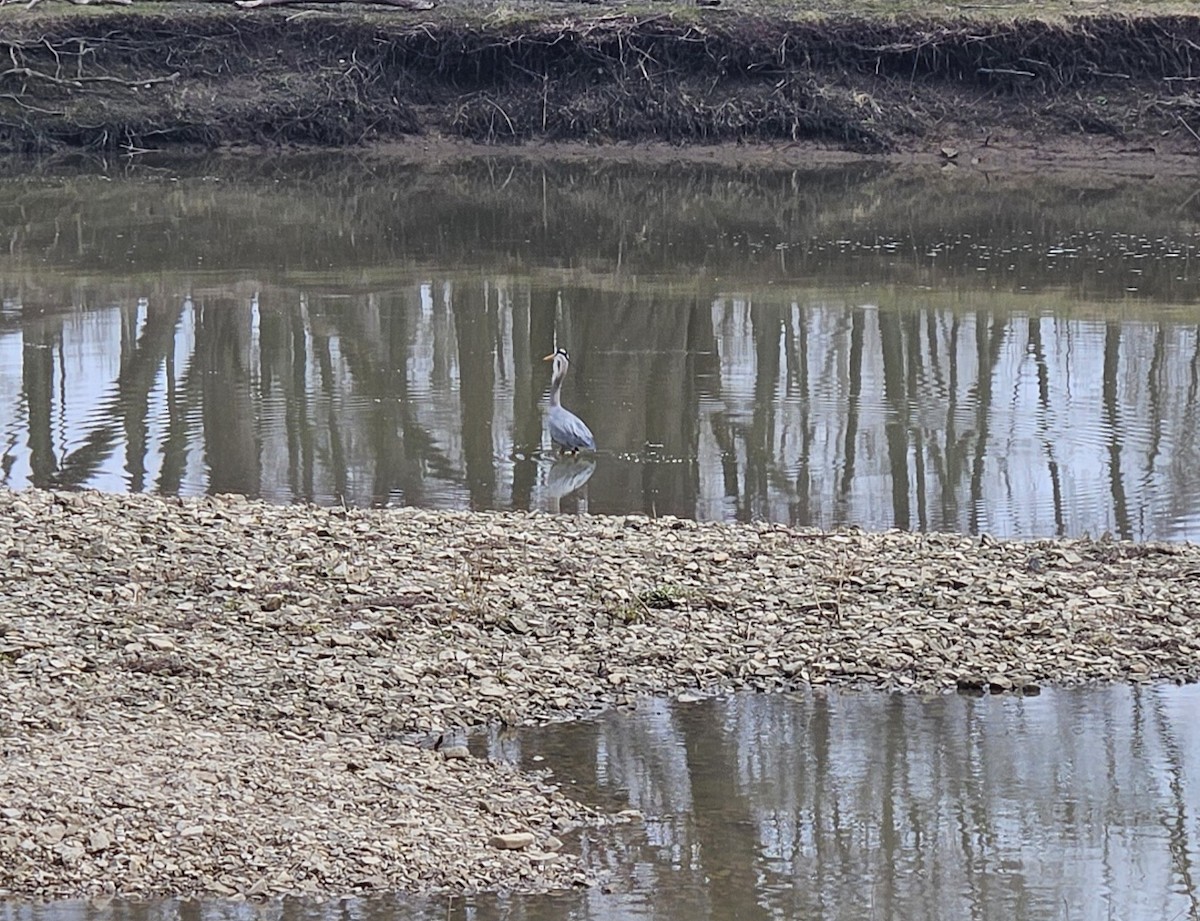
[3,487,1200,900]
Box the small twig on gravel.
[625,579,654,623]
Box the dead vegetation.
[0,8,1198,151]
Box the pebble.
[87,829,111,853]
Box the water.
[2,156,1200,538]
[476,686,1200,921]
[6,685,1200,921]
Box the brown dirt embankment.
[2,6,1200,158]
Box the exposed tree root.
[234,0,434,10]
[0,10,1197,151]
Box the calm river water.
[6,685,1200,921]
[3,156,1200,538]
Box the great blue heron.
[543,348,595,454]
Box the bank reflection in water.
[476,685,1200,921]
[6,278,1200,539]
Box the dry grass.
[4,0,1200,26]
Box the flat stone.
[87,828,111,852]
[489,832,536,850]
[478,680,508,698]
[57,843,85,867]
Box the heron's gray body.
[548,404,596,453]
[545,349,595,453]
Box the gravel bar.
[2,488,1200,900]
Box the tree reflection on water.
[2,157,1200,540]
[475,685,1200,921]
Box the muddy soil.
[0,4,1198,161]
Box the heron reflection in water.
[545,455,596,513]
[547,454,596,498]
[543,348,595,455]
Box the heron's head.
[543,348,571,378]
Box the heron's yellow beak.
[542,353,555,361]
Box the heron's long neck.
[549,371,563,408]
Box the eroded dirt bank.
[2,6,1200,157]
[2,488,1200,899]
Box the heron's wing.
[549,406,596,450]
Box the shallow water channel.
[3,156,1200,538]
[6,685,1200,921]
